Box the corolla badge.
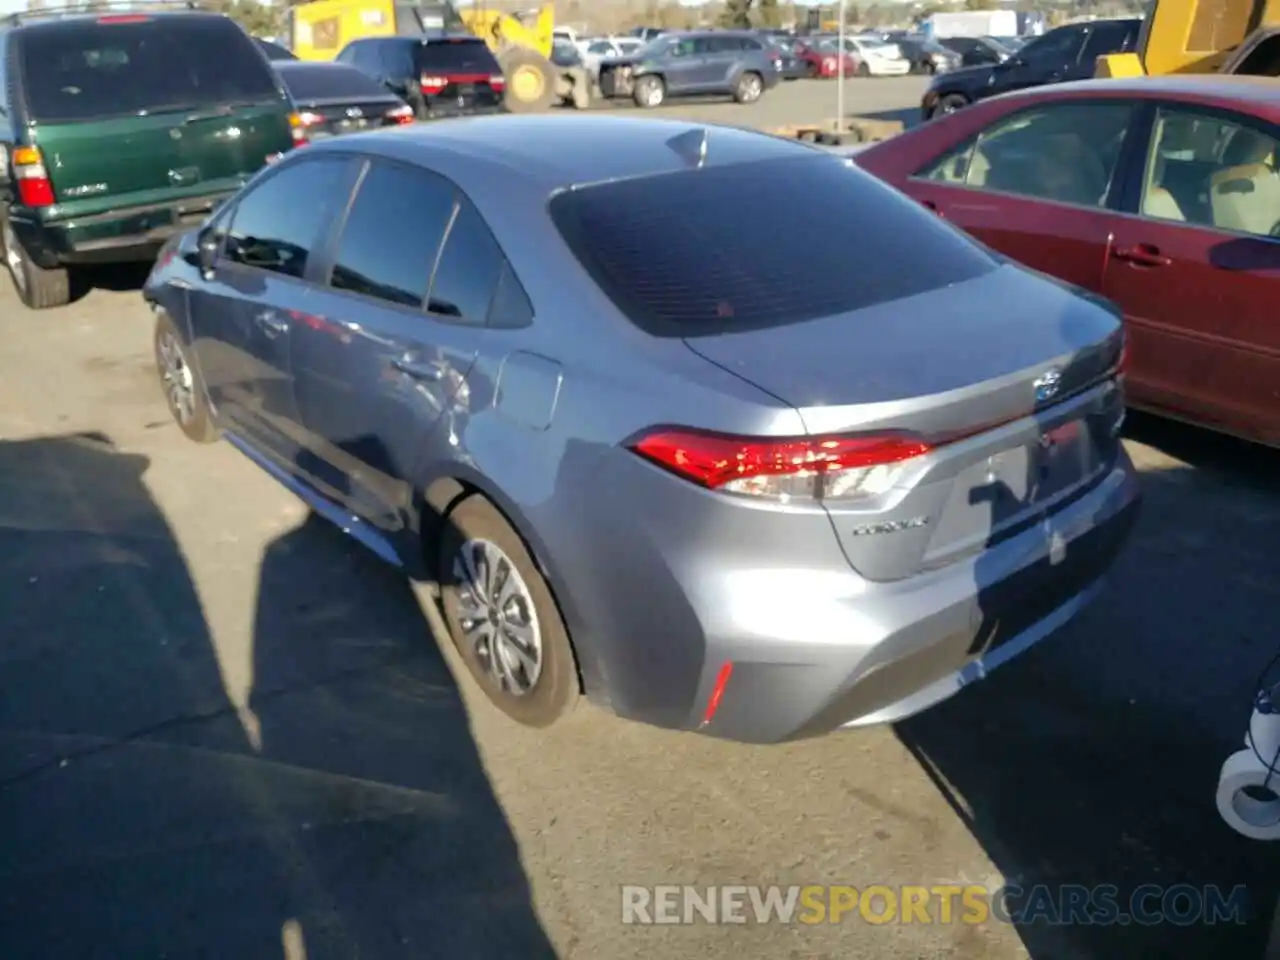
[1033,367,1063,403]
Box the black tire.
[2,215,71,310]
[497,46,557,113]
[931,93,969,119]
[439,494,580,728]
[806,61,820,79]
[857,62,871,78]
[923,61,937,75]
[154,309,219,443]
[633,74,665,108]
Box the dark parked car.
[0,8,297,309]
[598,30,779,108]
[145,114,1138,744]
[859,75,1280,447]
[274,61,414,143]
[923,20,1140,120]
[335,33,505,120]
[767,36,808,80]
[895,36,963,74]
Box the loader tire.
[499,47,557,113]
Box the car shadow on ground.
[847,106,920,130]
[0,432,555,959]
[896,415,1280,958]
[67,263,153,304]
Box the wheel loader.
[285,1,592,112]
[1095,0,1280,77]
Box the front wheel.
[154,309,219,443]
[733,70,764,104]
[857,62,871,78]
[633,74,665,108]
[931,93,969,119]
[439,495,580,728]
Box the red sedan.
[794,38,859,79]
[856,75,1280,448]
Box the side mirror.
[196,229,219,277]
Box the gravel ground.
[1,76,1278,960]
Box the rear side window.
[328,161,455,308]
[428,198,505,321]
[1080,22,1136,63]
[278,63,390,100]
[19,16,280,123]
[420,39,498,72]
[550,155,997,336]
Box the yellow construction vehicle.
[285,1,591,112]
[1096,0,1280,77]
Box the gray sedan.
[144,114,1140,744]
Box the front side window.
[1140,107,1280,237]
[328,160,455,308]
[917,102,1134,208]
[1017,26,1085,63]
[223,157,350,278]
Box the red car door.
[877,100,1137,296]
[1102,104,1280,445]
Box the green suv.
[1,8,298,309]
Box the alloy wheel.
[454,538,543,696]
[157,329,196,425]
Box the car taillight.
[12,146,54,208]
[824,56,836,71]
[628,428,932,504]
[288,111,322,145]
[489,73,505,89]
[386,104,415,124]
[420,74,448,95]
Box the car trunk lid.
[683,264,1126,582]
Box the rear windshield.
[278,63,391,101]
[20,16,281,123]
[549,155,997,336]
[420,39,498,71]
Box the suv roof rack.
[2,1,211,27]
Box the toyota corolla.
[144,115,1140,743]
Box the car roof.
[1001,74,1280,120]
[304,113,825,190]
[3,10,228,32]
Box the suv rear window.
[420,38,498,72]
[549,155,998,336]
[19,15,281,123]
[277,63,390,100]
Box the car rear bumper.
[12,192,229,267]
[557,443,1140,745]
[420,102,506,120]
[688,459,1140,743]
[868,60,912,76]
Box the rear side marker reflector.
[701,662,735,727]
[628,428,931,504]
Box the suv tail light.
[628,428,931,504]
[420,74,448,95]
[489,73,505,89]
[386,103,415,124]
[288,111,321,146]
[12,146,54,208]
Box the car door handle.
[391,357,446,381]
[254,310,289,336]
[1113,244,1171,268]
